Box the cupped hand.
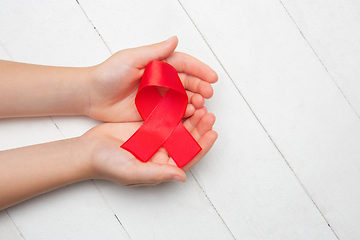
[82,107,217,186]
[85,36,218,122]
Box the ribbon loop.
[121,60,201,168]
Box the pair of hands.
[81,36,218,186]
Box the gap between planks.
[73,0,237,238]
[91,180,132,239]
[75,0,113,55]
[189,170,236,239]
[178,0,340,239]
[278,0,360,122]
[5,210,24,240]
[277,1,353,238]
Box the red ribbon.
[121,60,202,168]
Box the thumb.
[127,36,178,68]
[132,162,186,185]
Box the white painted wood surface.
[281,0,360,117]
[0,0,359,239]
[180,0,360,239]
[0,211,22,240]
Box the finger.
[186,91,205,110]
[149,147,170,165]
[165,52,218,84]
[180,74,214,99]
[149,147,178,167]
[126,182,160,187]
[127,162,186,185]
[181,112,217,171]
[126,36,178,69]
[191,93,205,109]
[184,103,196,118]
[182,130,218,172]
[183,107,208,132]
[126,183,157,187]
[155,88,204,107]
[168,107,208,168]
[190,113,216,141]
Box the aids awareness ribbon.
[121,60,201,168]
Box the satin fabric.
[121,60,201,168]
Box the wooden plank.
[0,44,11,61]
[0,211,23,240]
[0,1,234,239]
[0,117,63,151]
[0,0,109,67]
[41,0,236,236]
[0,1,129,239]
[180,0,360,238]
[77,0,337,239]
[281,0,360,117]
[7,181,130,240]
[0,121,128,239]
[95,177,234,240]
[278,1,360,238]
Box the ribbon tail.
[163,123,202,168]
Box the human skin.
[0,36,218,210]
[0,106,217,210]
[0,36,217,121]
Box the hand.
[0,106,216,209]
[85,36,218,122]
[82,107,217,186]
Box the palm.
[85,107,217,186]
[85,37,217,123]
[88,56,142,122]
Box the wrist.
[71,66,94,116]
[0,137,96,209]
[0,61,93,118]
[80,63,106,119]
[76,128,112,181]
[72,135,99,180]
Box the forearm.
[0,137,92,210]
[0,60,91,118]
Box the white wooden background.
[0,0,360,239]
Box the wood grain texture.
[0,45,11,61]
[279,1,360,238]
[0,117,63,151]
[94,178,234,240]
[0,211,23,240]
[281,0,360,117]
[6,181,130,240]
[1,0,357,239]
[0,0,109,67]
[77,0,337,239]
[180,0,360,239]
[0,1,128,239]
[0,1,234,239]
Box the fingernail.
[173,176,185,182]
